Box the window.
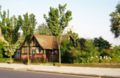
[22,47,27,54]
[32,49,36,55]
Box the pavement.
[0,63,120,78]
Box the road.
[0,68,96,78]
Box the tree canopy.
[20,13,37,39]
[110,3,120,38]
[0,7,21,62]
[93,37,111,51]
[35,23,52,35]
[44,4,72,36]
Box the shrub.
[0,58,9,63]
[110,46,120,63]
[100,56,111,63]
[89,56,99,63]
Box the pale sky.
[0,0,120,46]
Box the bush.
[111,57,120,63]
[100,56,111,63]
[31,58,47,63]
[0,58,9,63]
[110,46,120,63]
[89,56,99,63]
[14,59,24,63]
[0,55,2,58]
[0,45,4,58]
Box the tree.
[0,38,8,58]
[78,38,86,51]
[20,13,37,64]
[85,39,100,63]
[60,32,80,63]
[60,37,73,63]
[67,30,79,47]
[93,37,111,51]
[21,13,36,37]
[110,3,120,38]
[110,4,120,62]
[0,8,20,63]
[93,37,111,58]
[44,4,72,36]
[35,23,52,35]
[44,4,72,64]
[111,46,120,63]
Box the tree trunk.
[9,55,13,64]
[43,49,46,63]
[58,36,61,66]
[27,44,30,64]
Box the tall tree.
[44,4,72,36]
[21,13,37,64]
[0,7,20,63]
[110,3,120,38]
[44,4,72,64]
[21,13,36,37]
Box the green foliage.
[61,37,73,63]
[19,13,37,64]
[0,4,120,64]
[31,58,47,63]
[0,44,3,58]
[78,40,97,63]
[110,46,120,63]
[61,31,82,63]
[78,51,90,63]
[44,4,72,64]
[93,37,111,51]
[0,58,9,63]
[109,2,120,63]
[0,16,20,44]
[4,44,16,57]
[89,56,99,63]
[78,38,86,51]
[85,40,100,63]
[93,37,111,59]
[44,4,72,36]
[21,13,36,38]
[35,23,52,35]
[110,3,120,37]
[100,56,111,63]
[70,47,80,63]
[67,30,79,47]
[60,31,116,64]
[0,38,7,58]
[85,40,99,55]
[0,7,20,63]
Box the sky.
[0,0,120,46]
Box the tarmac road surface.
[0,68,97,78]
